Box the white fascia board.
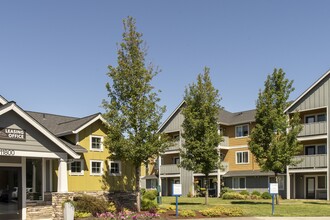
[288,168,327,173]
[297,135,328,142]
[0,96,8,105]
[73,114,108,134]
[0,103,80,159]
[157,100,185,133]
[285,69,330,113]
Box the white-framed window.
[269,176,285,190]
[90,136,103,151]
[173,157,180,164]
[236,151,249,164]
[305,113,326,124]
[232,177,246,189]
[317,176,327,190]
[235,124,249,137]
[146,179,157,189]
[69,159,84,175]
[305,144,327,155]
[90,160,103,175]
[109,160,121,176]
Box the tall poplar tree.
[249,68,302,204]
[102,16,168,212]
[180,67,222,205]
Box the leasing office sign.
[0,128,26,141]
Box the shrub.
[141,190,158,211]
[220,187,232,197]
[107,202,116,213]
[73,195,109,216]
[261,192,272,199]
[201,206,243,217]
[250,195,261,200]
[161,204,176,211]
[222,192,246,200]
[74,211,92,218]
[239,190,250,196]
[251,190,261,196]
[180,210,196,217]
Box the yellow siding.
[66,120,135,192]
[222,123,260,171]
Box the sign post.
[269,183,278,215]
[172,184,182,218]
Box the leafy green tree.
[180,67,222,205]
[249,68,302,204]
[102,16,169,212]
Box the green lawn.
[159,196,330,217]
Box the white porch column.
[217,149,221,197]
[22,157,27,220]
[57,158,68,193]
[286,166,290,199]
[158,155,162,198]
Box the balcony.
[289,154,327,169]
[219,136,229,147]
[160,164,180,175]
[166,141,180,151]
[298,121,327,137]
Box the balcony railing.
[160,164,180,175]
[219,136,229,147]
[289,154,327,169]
[167,141,180,151]
[298,121,327,137]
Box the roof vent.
[43,113,46,120]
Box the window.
[317,114,326,122]
[305,145,327,155]
[90,160,103,175]
[235,124,249,137]
[317,176,326,189]
[90,136,103,151]
[269,176,285,190]
[70,160,84,175]
[233,177,246,189]
[146,179,157,189]
[305,116,315,124]
[236,151,249,164]
[109,161,121,176]
[173,157,180,164]
[305,113,326,123]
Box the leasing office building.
[0,96,134,220]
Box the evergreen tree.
[102,16,169,212]
[181,67,222,205]
[249,68,302,204]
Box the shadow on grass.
[170,202,203,205]
[303,201,329,205]
[231,201,271,205]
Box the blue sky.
[1,1,329,121]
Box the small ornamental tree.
[102,16,169,212]
[249,68,302,204]
[180,67,222,205]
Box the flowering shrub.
[96,210,160,219]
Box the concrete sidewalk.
[185,217,330,220]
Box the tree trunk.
[205,174,209,205]
[135,166,141,212]
[275,173,280,205]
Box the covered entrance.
[0,167,22,220]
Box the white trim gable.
[73,114,108,134]
[285,69,330,113]
[0,95,8,105]
[0,102,80,159]
[158,100,185,133]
